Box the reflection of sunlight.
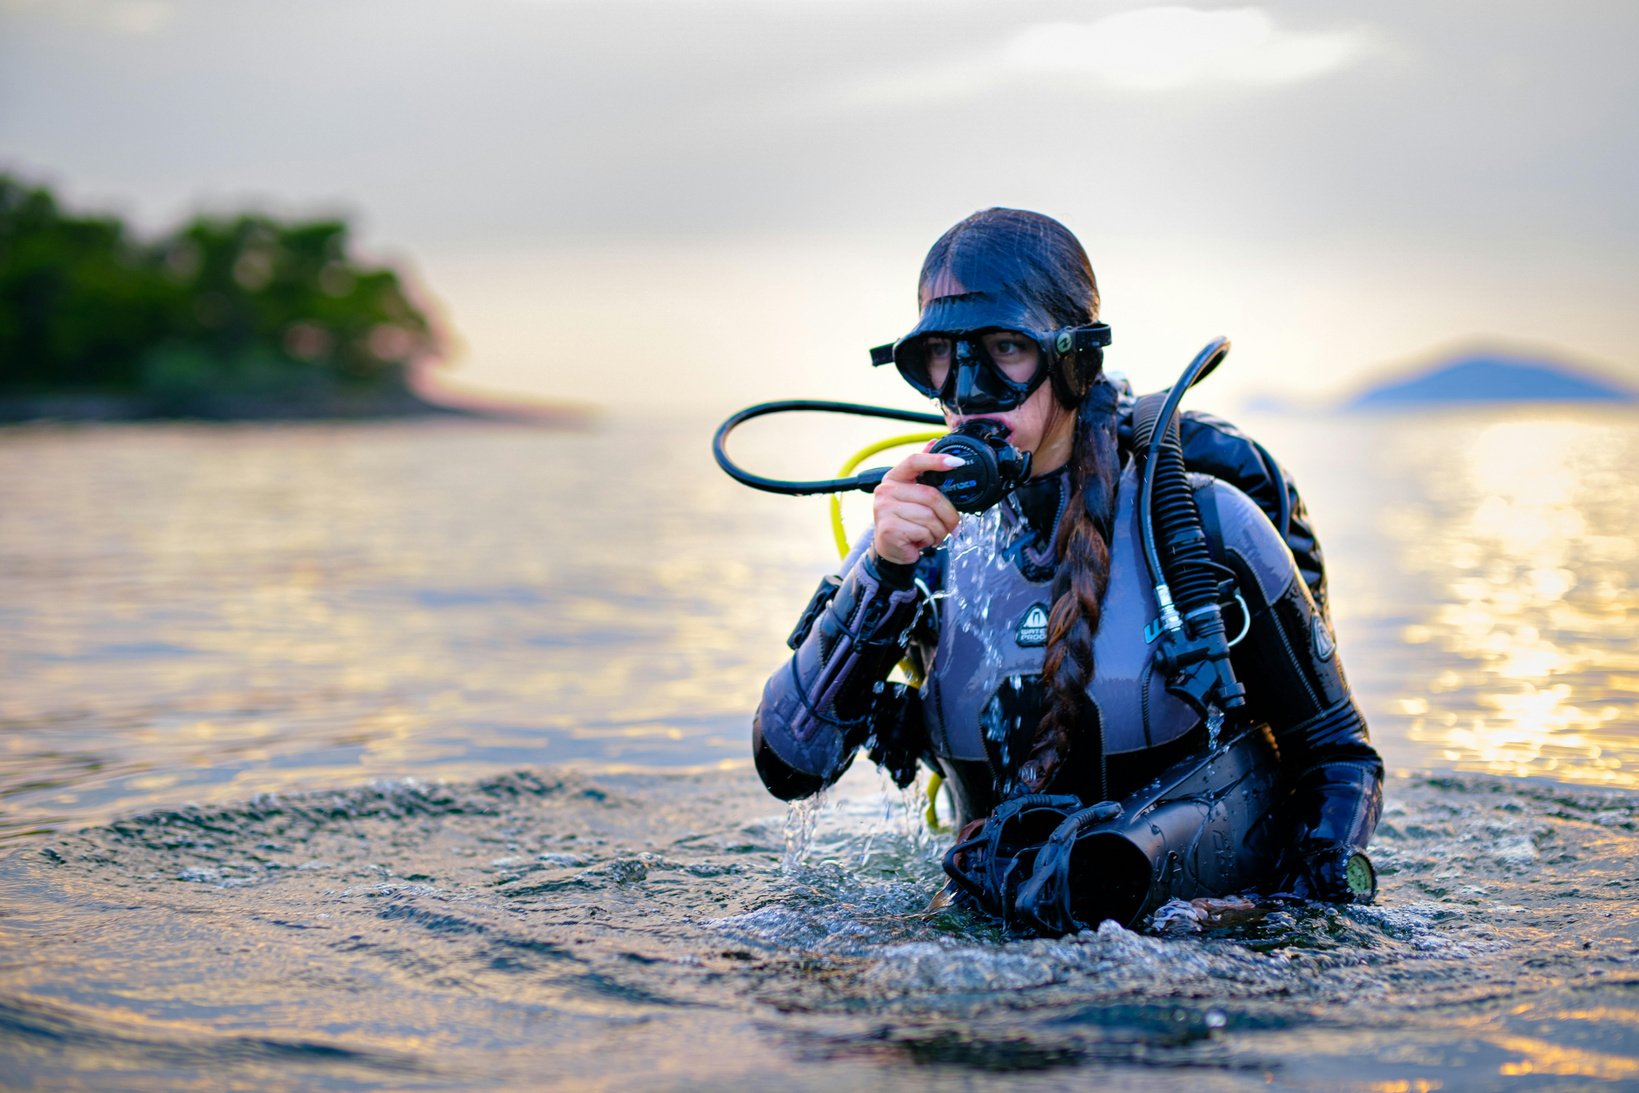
[1389,415,1639,788]
[1423,686,1625,780]
[1492,1034,1639,1080]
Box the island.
[1,173,576,423]
[1340,350,1639,411]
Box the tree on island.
[0,173,446,418]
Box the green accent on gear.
[1345,852,1376,899]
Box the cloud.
[105,0,176,35]
[1003,6,1375,92]
[4,0,178,35]
[820,5,1376,112]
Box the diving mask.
[886,329,1049,414]
[870,296,1111,412]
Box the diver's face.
[919,276,1076,476]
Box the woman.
[752,208,1382,928]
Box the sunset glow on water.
[1293,410,1639,791]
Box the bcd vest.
[921,463,1199,777]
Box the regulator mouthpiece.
[919,419,1033,513]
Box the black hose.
[1134,338,1246,714]
[712,399,943,497]
[1137,338,1230,588]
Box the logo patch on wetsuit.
[1016,603,1049,647]
[1312,614,1336,660]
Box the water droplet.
[782,792,827,871]
[1205,705,1224,750]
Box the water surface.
[3,408,1637,1089]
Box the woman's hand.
[872,451,964,566]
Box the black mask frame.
[870,322,1112,412]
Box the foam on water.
[4,767,1637,1091]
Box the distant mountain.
[1342,351,1639,410]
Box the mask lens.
[984,332,1042,385]
[893,335,952,398]
[895,330,1045,411]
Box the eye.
[916,337,954,392]
[983,332,1040,379]
[985,333,1030,359]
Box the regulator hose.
[713,400,943,497]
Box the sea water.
[2,408,1637,1090]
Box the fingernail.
[942,455,967,468]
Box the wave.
[5,769,1639,1090]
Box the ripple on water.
[2,768,1638,1090]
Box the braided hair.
[917,209,1120,798]
[1017,378,1121,796]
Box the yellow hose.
[826,429,947,830]
[924,772,947,831]
[828,431,944,559]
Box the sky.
[2,0,1636,413]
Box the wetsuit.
[752,420,1383,904]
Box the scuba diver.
[746,208,1383,936]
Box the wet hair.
[918,207,1100,329]
[920,208,1118,797]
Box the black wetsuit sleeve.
[1200,479,1384,901]
[751,539,925,801]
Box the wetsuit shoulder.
[1193,474,1300,607]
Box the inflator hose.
[1135,339,1229,590]
[1131,338,1246,714]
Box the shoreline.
[0,388,595,427]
